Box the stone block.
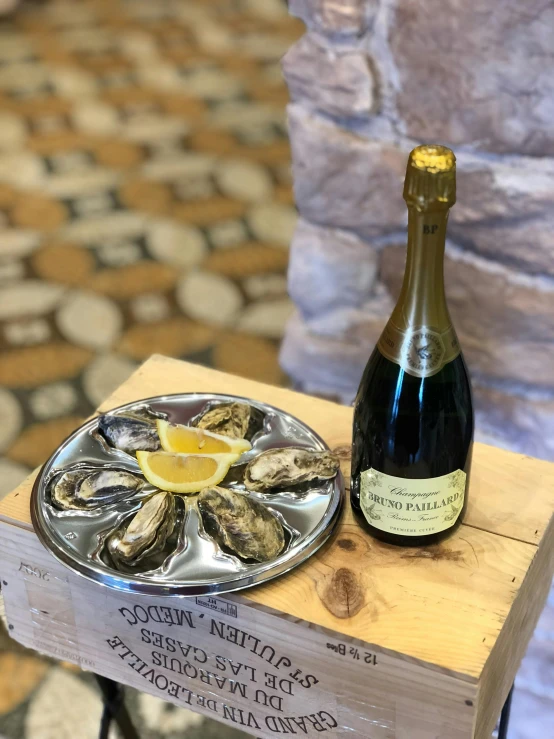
[461,334,554,389]
[454,215,554,280]
[451,159,554,278]
[473,383,554,462]
[288,118,554,276]
[288,218,379,318]
[280,316,554,460]
[303,283,392,340]
[380,243,554,346]
[289,0,375,36]
[389,0,554,155]
[289,237,554,384]
[282,33,376,119]
[288,104,406,238]
[280,314,554,461]
[279,311,375,402]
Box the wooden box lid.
[1,355,553,738]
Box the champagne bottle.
[350,145,473,546]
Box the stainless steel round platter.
[31,393,344,596]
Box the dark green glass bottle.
[351,145,474,546]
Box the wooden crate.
[1,355,553,739]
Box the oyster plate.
[31,393,344,596]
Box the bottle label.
[377,322,460,378]
[359,468,466,536]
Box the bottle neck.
[393,207,450,332]
[377,206,460,378]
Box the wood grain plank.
[2,355,553,544]
[474,512,554,739]
[99,356,554,544]
[0,476,538,678]
[1,355,553,685]
[0,526,479,739]
[241,505,536,678]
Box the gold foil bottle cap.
[403,144,456,210]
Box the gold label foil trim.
[377,322,460,378]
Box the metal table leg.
[497,684,514,739]
[95,675,140,739]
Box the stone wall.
[281,0,554,462]
[281,2,554,735]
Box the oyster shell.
[108,491,176,566]
[194,402,263,440]
[244,447,339,492]
[51,467,145,510]
[98,413,161,454]
[125,405,165,424]
[198,486,285,562]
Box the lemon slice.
[157,419,251,456]
[136,451,239,494]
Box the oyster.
[98,413,161,454]
[125,405,165,424]
[244,447,340,492]
[194,402,263,440]
[198,486,285,562]
[51,468,145,510]
[108,491,176,566]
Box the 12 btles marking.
[326,642,378,666]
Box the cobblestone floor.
[0,0,302,736]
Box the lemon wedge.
[157,419,251,456]
[136,451,239,494]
